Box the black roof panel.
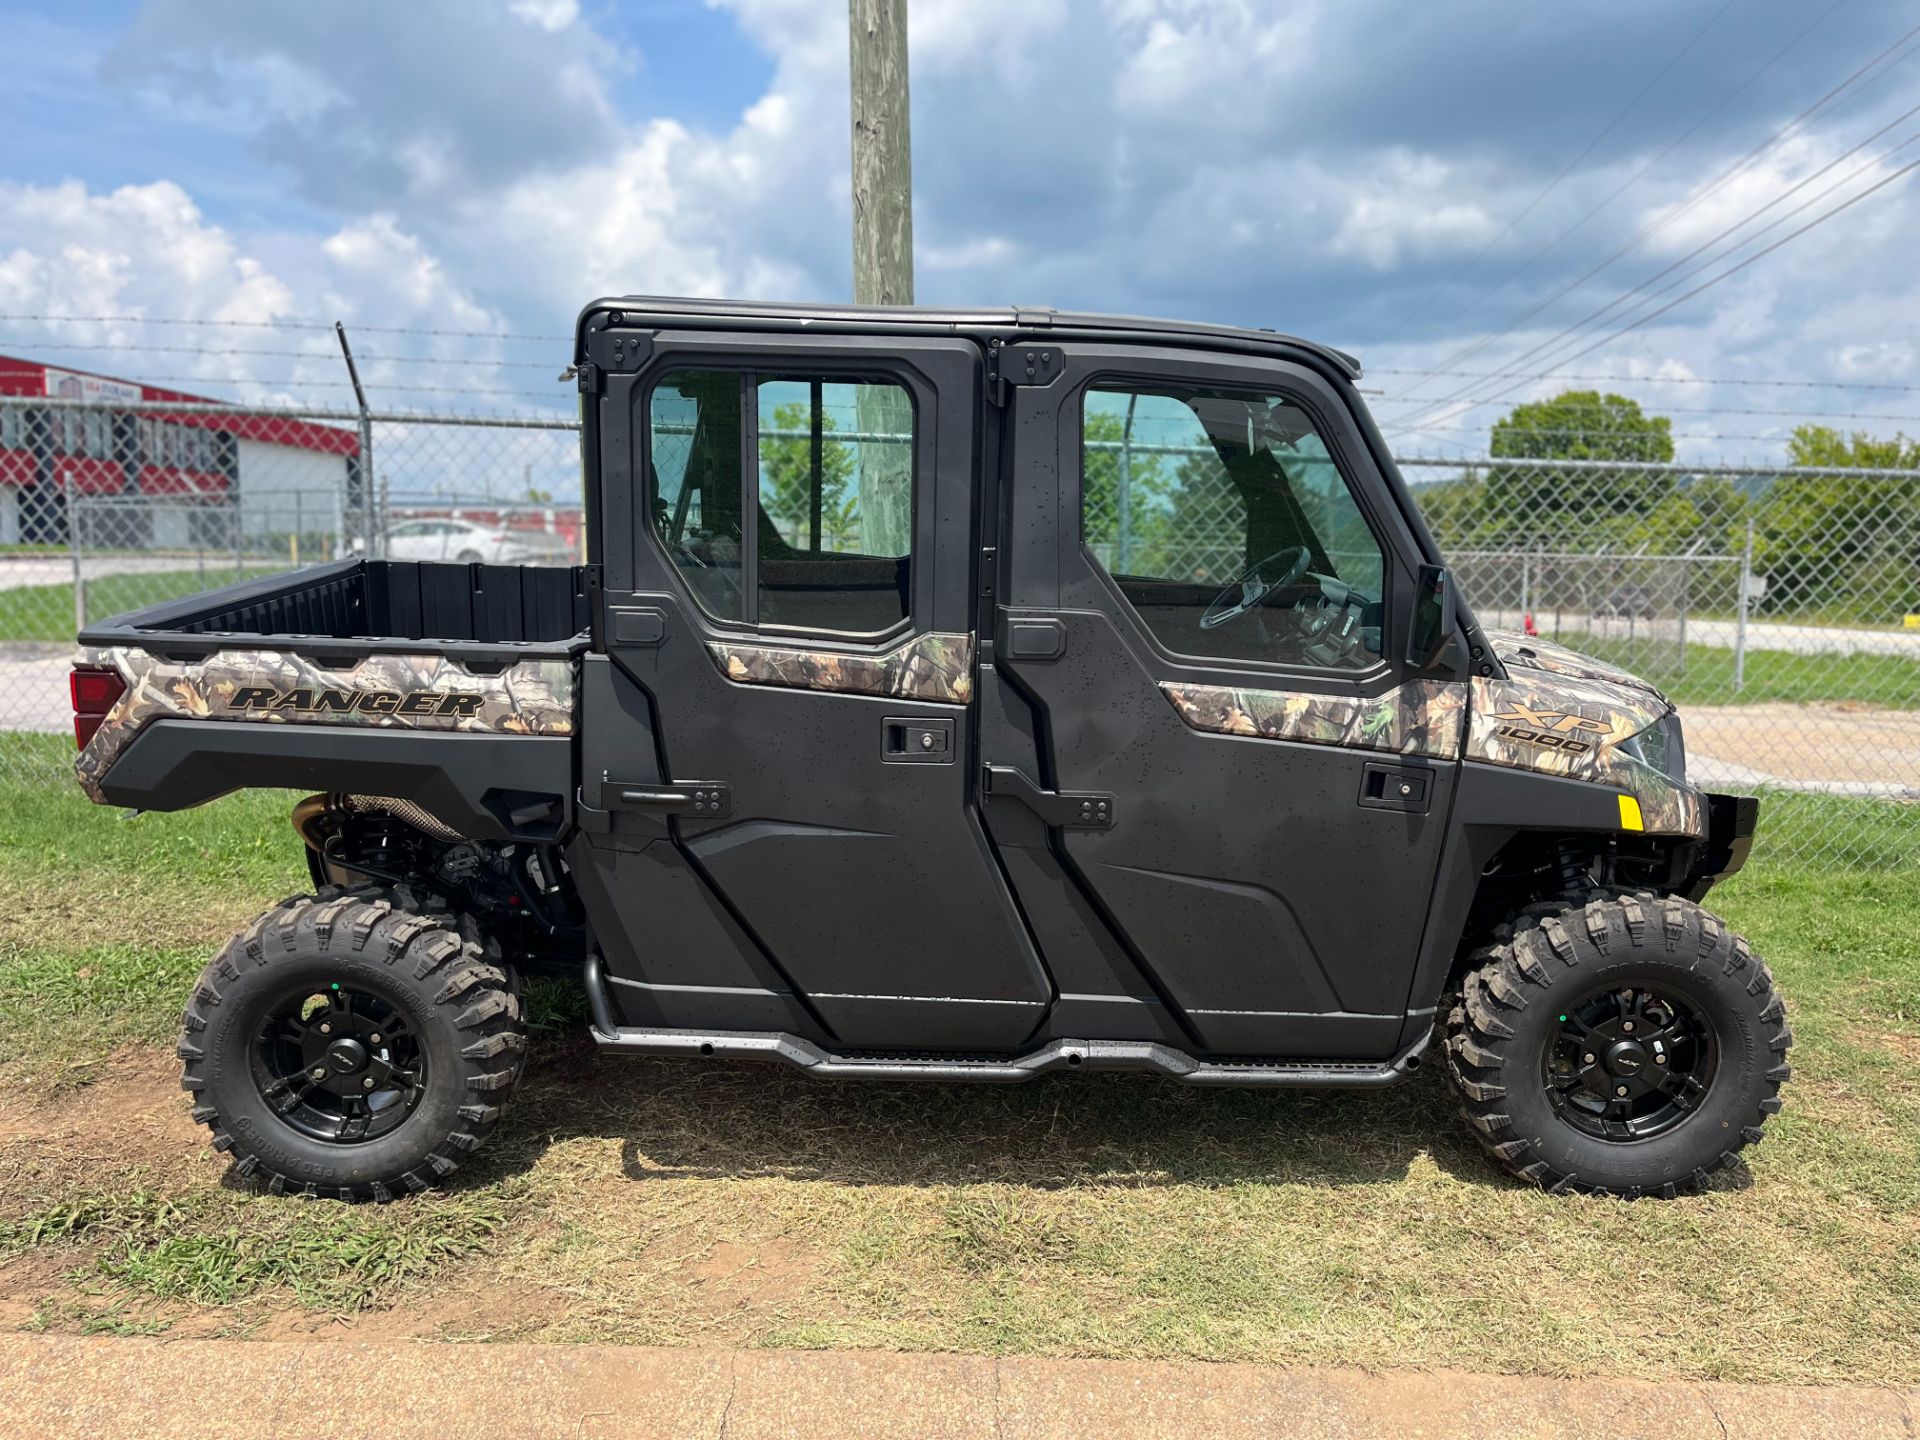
[577,296,1361,380]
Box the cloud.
[100,0,621,209]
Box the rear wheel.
[179,887,526,1201]
[1444,891,1791,1197]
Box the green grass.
[0,566,276,642]
[0,736,1917,1379]
[1547,630,1920,709]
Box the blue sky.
[3,0,1919,464]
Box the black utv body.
[72,298,1785,1201]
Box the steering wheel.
[1199,546,1312,631]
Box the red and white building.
[0,356,361,545]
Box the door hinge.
[608,780,732,818]
[985,340,1063,406]
[575,360,601,395]
[983,765,1114,830]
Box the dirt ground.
[1685,701,1920,793]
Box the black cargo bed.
[78,559,592,662]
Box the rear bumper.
[1680,792,1760,900]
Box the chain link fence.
[3,396,1915,868]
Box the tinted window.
[648,369,914,633]
[1082,385,1387,670]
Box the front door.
[590,327,1048,1051]
[992,343,1463,1058]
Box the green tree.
[1486,390,1676,544]
[1756,424,1920,616]
[758,401,857,549]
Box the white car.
[384,517,574,565]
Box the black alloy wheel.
[251,982,429,1144]
[1541,983,1716,1142]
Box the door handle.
[1358,762,1431,814]
[883,717,955,764]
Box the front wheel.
[1444,892,1791,1197]
[179,887,526,1201]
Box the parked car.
[385,516,573,565]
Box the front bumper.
[1678,792,1760,900]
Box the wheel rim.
[1541,983,1717,1142]
[250,983,428,1144]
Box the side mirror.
[1408,564,1460,671]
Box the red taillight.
[70,665,126,751]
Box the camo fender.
[708,631,974,704]
[1160,678,1469,759]
[1468,671,1704,836]
[73,645,574,802]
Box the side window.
[1082,385,1388,670]
[647,368,914,634]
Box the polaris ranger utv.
[70,298,1784,1202]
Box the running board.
[583,960,1427,1088]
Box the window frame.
[640,362,922,642]
[1072,370,1398,683]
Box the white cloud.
[509,0,579,32]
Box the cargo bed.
[77,558,592,662]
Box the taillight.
[70,665,126,751]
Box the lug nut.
[1583,1052,1596,1064]
[1622,1021,1635,1033]
[318,1023,331,1034]
[311,1067,327,1080]
[362,1078,376,1090]
[370,1033,382,1045]
[1655,1054,1668,1065]
[1615,1085,1630,1097]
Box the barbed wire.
[0,339,565,369]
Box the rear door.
[991,343,1464,1058]
[586,325,1048,1050]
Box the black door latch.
[983,765,1115,829]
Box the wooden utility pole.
[849,0,914,306]
[848,0,915,555]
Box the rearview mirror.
[1408,564,1459,671]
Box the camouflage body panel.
[74,645,574,802]
[1467,670,1705,837]
[1160,678,1469,759]
[708,631,974,704]
[1485,628,1670,704]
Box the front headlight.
[1618,710,1687,783]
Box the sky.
[3,0,1920,474]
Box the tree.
[1486,390,1676,545]
[758,401,858,549]
[1757,424,1920,616]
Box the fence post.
[66,474,86,638]
[1734,514,1755,694]
[335,322,378,558]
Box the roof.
[0,354,358,456]
[576,296,1362,380]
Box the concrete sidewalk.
[2,1335,1915,1440]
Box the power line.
[1428,0,1846,342]
[0,339,566,369]
[1379,0,1738,348]
[0,313,570,343]
[1390,19,1920,408]
[1388,152,1920,430]
[1372,368,1920,395]
[1390,106,1920,429]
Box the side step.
[583,961,1428,1089]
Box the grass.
[0,738,1917,1380]
[1542,629,1920,709]
[0,566,276,643]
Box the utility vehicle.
[70,298,1785,1201]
